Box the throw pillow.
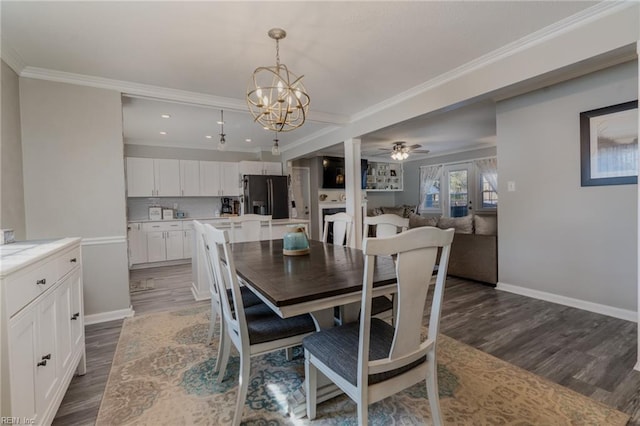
[437,215,473,234]
[381,206,405,217]
[474,214,497,235]
[408,213,438,229]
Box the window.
[419,165,442,213]
[475,158,498,211]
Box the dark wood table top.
[231,239,397,309]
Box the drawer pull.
[36,278,47,285]
[71,312,80,320]
[37,360,47,367]
[70,257,77,263]
[41,354,51,360]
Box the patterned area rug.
[96,306,629,425]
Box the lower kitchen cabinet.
[1,239,86,425]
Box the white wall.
[497,61,637,313]
[1,61,26,240]
[19,78,131,316]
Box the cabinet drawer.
[5,260,58,318]
[142,221,183,232]
[57,246,81,279]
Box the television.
[322,156,368,190]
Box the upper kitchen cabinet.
[180,160,200,196]
[239,161,282,176]
[200,161,240,196]
[126,157,181,197]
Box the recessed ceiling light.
[161,114,171,118]
[159,131,167,135]
[205,135,213,139]
[217,121,225,125]
[245,138,252,143]
[263,126,269,130]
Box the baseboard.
[84,306,135,325]
[191,282,211,301]
[130,258,190,270]
[496,282,637,323]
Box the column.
[344,138,362,248]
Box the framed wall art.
[580,100,638,186]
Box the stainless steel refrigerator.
[242,175,289,219]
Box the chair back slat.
[229,214,272,242]
[203,224,249,344]
[364,214,409,238]
[322,212,353,246]
[360,227,454,378]
[193,221,220,302]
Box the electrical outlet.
[507,181,516,192]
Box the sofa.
[367,206,498,285]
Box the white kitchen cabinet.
[200,161,240,196]
[143,221,185,263]
[239,161,282,176]
[126,157,155,197]
[180,160,200,196]
[127,222,148,266]
[182,229,194,259]
[126,157,181,197]
[1,239,85,425]
[220,162,240,196]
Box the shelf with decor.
[365,161,403,191]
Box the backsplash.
[127,197,240,221]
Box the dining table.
[231,238,398,417]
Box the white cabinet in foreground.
[1,239,86,425]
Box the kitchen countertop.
[0,237,81,277]
[128,217,309,225]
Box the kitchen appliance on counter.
[243,175,289,219]
[221,198,233,215]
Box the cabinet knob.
[36,278,46,285]
[70,257,77,263]
[42,354,51,360]
[37,360,47,367]
[71,312,80,320]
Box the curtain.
[475,158,498,193]
[419,165,442,211]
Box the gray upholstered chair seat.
[303,318,425,386]
[227,287,263,309]
[371,295,393,316]
[244,303,316,345]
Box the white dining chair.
[203,223,317,426]
[364,213,409,238]
[322,212,353,246]
[363,214,410,319]
[192,221,263,372]
[303,226,455,425]
[228,214,272,243]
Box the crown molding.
[0,39,26,75]
[125,138,263,154]
[350,1,636,123]
[18,66,348,125]
[280,124,342,153]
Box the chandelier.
[217,110,226,151]
[391,143,409,161]
[247,28,310,132]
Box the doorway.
[290,167,311,221]
[442,163,474,217]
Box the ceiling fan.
[377,141,430,160]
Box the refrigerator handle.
[267,179,273,215]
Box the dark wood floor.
[53,264,640,425]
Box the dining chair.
[203,223,317,426]
[322,212,353,246]
[228,214,272,243]
[192,221,263,372]
[303,226,455,425]
[363,214,410,320]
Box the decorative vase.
[283,225,310,256]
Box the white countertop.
[128,217,309,225]
[0,237,81,277]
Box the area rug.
[95,306,629,425]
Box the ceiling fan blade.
[412,149,430,154]
[407,144,422,150]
